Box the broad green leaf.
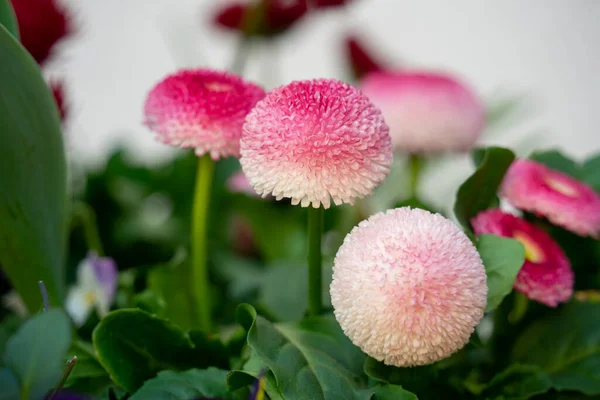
[129,368,232,400]
[480,364,553,400]
[529,150,580,178]
[92,309,198,392]
[147,251,195,331]
[0,0,18,39]
[3,309,72,400]
[64,340,112,395]
[512,300,600,395]
[227,352,284,400]
[236,304,368,400]
[363,357,442,397]
[0,368,20,400]
[133,289,167,316]
[454,147,515,231]
[0,25,68,311]
[477,234,525,312]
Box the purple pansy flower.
[65,252,118,326]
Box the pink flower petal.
[471,209,574,307]
[501,159,600,237]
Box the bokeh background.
[49,0,599,165]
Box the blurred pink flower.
[240,78,392,208]
[472,209,574,307]
[344,35,386,81]
[501,159,600,238]
[11,0,72,65]
[359,71,485,153]
[212,0,308,37]
[143,69,265,159]
[331,207,487,367]
[227,170,259,197]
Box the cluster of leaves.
[2,1,600,399]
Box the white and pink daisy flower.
[330,207,487,367]
[240,78,393,209]
[143,69,265,160]
[359,71,485,153]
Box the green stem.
[508,292,529,324]
[48,356,78,400]
[307,207,324,316]
[191,155,215,331]
[408,154,423,199]
[72,201,104,256]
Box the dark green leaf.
[367,384,418,400]
[133,289,167,316]
[227,353,285,400]
[471,148,487,168]
[3,309,72,400]
[129,368,231,400]
[363,357,441,396]
[0,368,20,399]
[512,300,600,395]
[454,147,515,231]
[65,340,112,395]
[0,0,18,39]
[92,309,197,393]
[529,150,581,178]
[581,154,600,191]
[188,330,230,370]
[0,25,68,311]
[477,234,525,312]
[236,304,367,400]
[481,364,553,400]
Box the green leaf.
[0,25,68,311]
[147,250,195,331]
[236,304,368,400]
[64,340,112,395]
[480,364,553,400]
[581,154,600,191]
[133,289,167,316]
[92,309,198,393]
[3,309,72,400]
[0,368,20,400]
[454,147,515,232]
[129,368,232,400]
[512,300,600,395]
[477,234,525,312]
[363,357,441,396]
[529,150,581,178]
[0,0,18,39]
[367,384,418,400]
[187,330,230,370]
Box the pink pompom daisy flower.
[359,71,485,153]
[330,207,487,367]
[501,159,600,238]
[143,69,265,160]
[240,78,392,209]
[471,209,574,307]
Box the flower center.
[84,291,97,305]
[513,232,544,263]
[545,176,578,197]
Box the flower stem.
[48,356,78,400]
[408,154,423,199]
[190,154,215,331]
[72,201,104,256]
[307,206,324,316]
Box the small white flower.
[66,252,117,326]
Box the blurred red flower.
[312,0,352,8]
[10,0,72,65]
[213,0,308,37]
[344,35,386,80]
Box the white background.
[47,0,600,205]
